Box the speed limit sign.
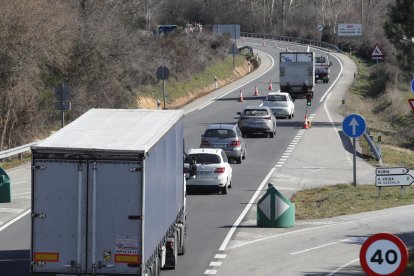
[360,233,409,275]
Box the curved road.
[1,38,413,276]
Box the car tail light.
[230,140,240,147]
[200,140,209,147]
[214,167,225,174]
[167,240,174,250]
[263,116,272,120]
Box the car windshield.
[316,56,326,63]
[189,153,221,164]
[266,95,287,102]
[243,109,269,116]
[204,129,236,138]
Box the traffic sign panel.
[376,174,414,187]
[411,79,414,94]
[360,233,408,276]
[376,167,409,176]
[342,113,366,138]
[371,44,384,57]
[408,99,414,112]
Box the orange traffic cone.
[268,80,273,91]
[238,89,244,102]
[253,85,260,96]
[303,115,309,129]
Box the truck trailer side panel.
[143,119,184,267]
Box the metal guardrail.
[0,141,39,161]
[240,32,343,53]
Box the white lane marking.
[282,153,290,157]
[204,269,217,275]
[219,168,276,251]
[279,158,288,161]
[285,150,293,153]
[322,54,353,165]
[215,254,227,259]
[6,165,31,174]
[198,101,214,110]
[290,238,350,255]
[275,165,283,167]
[12,181,27,185]
[0,209,31,232]
[326,258,359,276]
[185,51,275,115]
[0,208,25,213]
[12,191,31,196]
[227,208,414,250]
[209,262,222,267]
[319,51,343,102]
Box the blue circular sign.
[342,113,366,138]
[411,79,414,94]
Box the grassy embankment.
[292,54,414,273]
[135,55,251,109]
[0,54,255,170]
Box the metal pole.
[353,137,357,186]
[163,79,166,109]
[377,59,379,79]
[233,43,235,68]
[61,101,64,128]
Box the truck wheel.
[221,185,228,194]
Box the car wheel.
[242,148,247,160]
[221,185,228,194]
[228,180,232,188]
[235,155,242,164]
[269,131,274,138]
[288,114,292,119]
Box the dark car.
[200,124,247,164]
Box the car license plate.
[198,171,211,175]
[214,144,227,148]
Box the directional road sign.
[376,167,409,176]
[376,174,414,187]
[360,233,409,276]
[342,113,366,138]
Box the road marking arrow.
[349,118,359,136]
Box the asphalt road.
[1,38,412,276]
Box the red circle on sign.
[360,233,408,276]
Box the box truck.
[31,108,186,276]
[279,51,315,99]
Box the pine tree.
[384,0,414,76]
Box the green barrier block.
[257,183,295,228]
[0,167,11,203]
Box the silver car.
[237,106,277,138]
[200,124,247,164]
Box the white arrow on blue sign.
[342,113,366,138]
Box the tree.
[384,0,414,76]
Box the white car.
[184,148,232,194]
[262,91,295,119]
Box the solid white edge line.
[0,209,31,232]
[218,168,276,251]
[184,50,275,115]
[326,258,359,276]
[290,240,343,255]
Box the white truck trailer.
[31,108,186,276]
[279,52,315,99]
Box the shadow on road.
[0,249,30,276]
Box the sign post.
[54,83,71,128]
[371,44,384,79]
[156,66,170,109]
[360,233,409,276]
[342,114,366,186]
